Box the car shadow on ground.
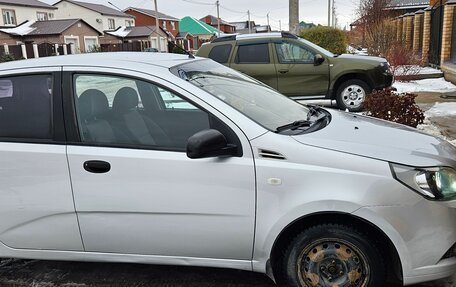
[0,259,453,287]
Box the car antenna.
[107,2,194,59]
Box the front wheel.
[280,224,386,287]
[336,80,370,112]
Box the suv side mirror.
[187,129,238,159]
[314,54,325,66]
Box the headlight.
[391,163,456,201]
[380,62,390,72]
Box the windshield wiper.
[275,120,312,133]
[306,105,320,121]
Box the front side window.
[236,43,270,64]
[108,18,115,30]
[73,74,216,149]
[2,9,16,25]
[37,12,48,21]
[0,75,53,140]
[275,41,315,63]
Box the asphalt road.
[0,259,454,287]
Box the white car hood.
[292,110,456,167]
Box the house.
[386,0,430,14]
[52,0,135,33]
[0,18,101,53]
[103,25,169,52]
[255,25,271,33]
[299,21,316,30]
[124,7,179,38]
[0,0,57,26]
[179,16,221,49]
[230,21,257,34]
[176,31,194,51]
[200,15,235,34]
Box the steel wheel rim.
[297,238,370,287]
[341,85,366,109]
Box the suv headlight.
[380,62,391,73]
[391,163,456,201]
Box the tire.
[335,79,370,112]
[280,223,386,287]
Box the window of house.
[162,20,167,30]
[108,18,115,30]
[208,44,232,64]
[48,12,54,19]
[36,12,48,21]
[275,41,315,63]
[0,75,53,140]
[73,74,211,149]
[2,9,16,25]
[170,21,176,30]
[236,43,270,64]
[125,20,133,27]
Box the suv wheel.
[336,80,370,112]
[280,224,386,287]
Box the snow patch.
[0,21,36,36]
[106,26,130,38]
[394,65,442,76]
[347,45,368,56]
[425,102,456,118]
[393,77,456,94]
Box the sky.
[43,0,360,31]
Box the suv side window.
[236,43,270,64]
[0,74,53,140]
[275,41,315,63]
[208,44,232,64]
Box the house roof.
[0,19,101,36]
[200,15,233,26]
[53,0,134,18]
[106,25,167,38]
[387,0,429,9]
[0,0,56,9]
[124,7,178,21]
[179,16,220,35]
[230,21,256,30]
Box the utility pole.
[153,0,161,52]
[279,19,282,31]
[216,0,221,37]
[332,0,336,28]
[289,0,299,34]
[267,12,270,32]
[247,10,251,33]
[328,0,331,26]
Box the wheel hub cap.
[297,239,370,287]
[342,85,366,109]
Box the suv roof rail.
[210,32,299,43]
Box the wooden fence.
[0,43,75,60]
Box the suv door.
[0,68,83,251]
[273,39,330,97]
[64,68,256,262]
[229,41,278,90]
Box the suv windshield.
[171,60,330,133]
[299,38,335,57]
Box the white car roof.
[0,52,202,71]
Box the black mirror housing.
[314,54,325,66]
[187,129,238,159]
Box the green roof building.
[179,16,221,40]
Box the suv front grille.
[442,243,456,259]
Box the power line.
[219,5,246,14]
[181,0,215,6]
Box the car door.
[229,41,278,90]
[64,68,256,261]
[273,39,330,97]
[0,68,83,251]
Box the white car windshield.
[171,60,311,132]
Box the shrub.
[385,44,421,79]
[300,26,348,55]
[364,89,425,128]
[0,54,16,63]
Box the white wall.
[0,4,55,26]
[53,1,134,33]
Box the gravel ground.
[0,259,454,287]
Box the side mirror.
[187,129,238,159]
[314,54,325,66]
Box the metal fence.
[0,43,74,61]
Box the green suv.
[196,32,394,112]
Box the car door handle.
[278,69,289,74]
[83,160,111,174]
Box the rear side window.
[0,74,53,140]
[236,43,270,64]
[208,44,232,63]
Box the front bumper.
[353,198,456,285]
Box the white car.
[0,53,454,287]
